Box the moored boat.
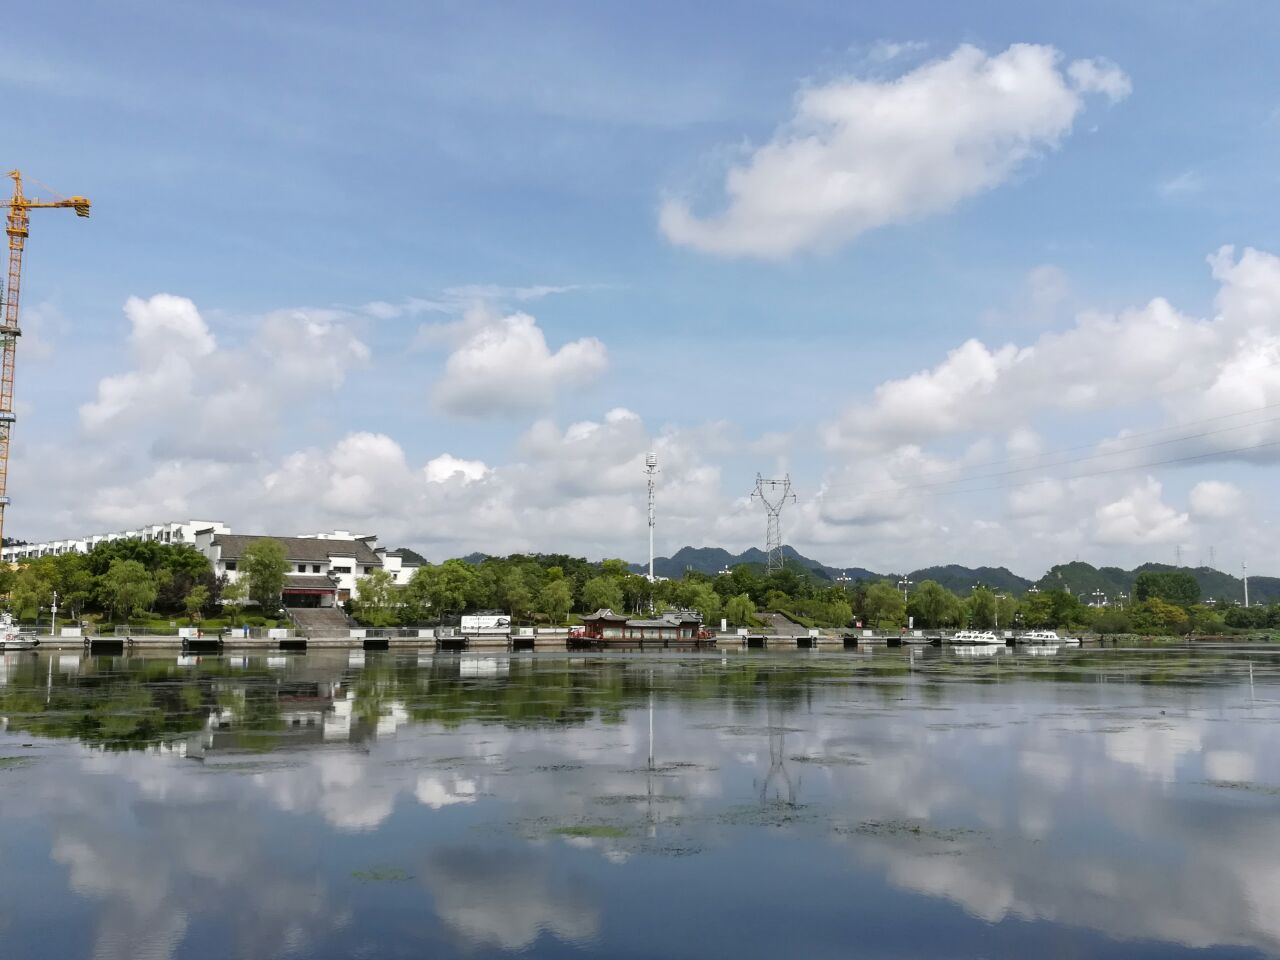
[1021,629,1080,645]
[950,630,1002,645]
[0,611,38,650]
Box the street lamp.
[1242,561,1249,608]
[50,590,59,638]
[1091,589,1106,608]
[897,578,913,601]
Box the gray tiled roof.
[584,608,628,622]
[213,534,382,565]
[284,574,338,590]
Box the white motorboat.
[1021,629,1079,645]
[950,630,1003,645]
[0,611,38,650]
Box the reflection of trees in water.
[0,649,1259,752]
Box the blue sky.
[7,0,1280,574]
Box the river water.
[1,646,1278,959]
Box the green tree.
[10,563,54,618]
[724,592,756,627]
[538,579,573,623]
[907,580,953,628]
[1130,597,1190,634]
[405,560,479,621]
[682,583,723,625]
[184,585,210,622]
[581,576,625,613]
[1133,570,1200,606]
[220,576,248,621]
[241,539,289,610]
[98,560,157,621]
[996,593,1018,630]
[59,560,97,620]
[863,582,907,629]
[620,574,651,613]
[499,570,534,621]
[1022,590,1055,628]
[353,568,399,627]
[599,558,631,579]
[967,587,997,629]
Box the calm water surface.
[1,646,1278,959]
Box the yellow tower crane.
[0,170,90,551]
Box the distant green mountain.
[1032,561,1271,604]
[905,564,1032,595]
[633,545,880,581]
[442,542,1277,604]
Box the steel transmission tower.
[752,474,796,573]
[645,452,659,581]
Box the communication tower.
[751,473,796,573]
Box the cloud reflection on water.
[2,650,1279,958]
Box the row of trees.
[7,539,1271,636]
[4,538,293,624]
[353,555,1277,635]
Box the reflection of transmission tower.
[756,699,798,806]
[751,474,796,573]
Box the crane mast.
[0,170,90,552]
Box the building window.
[297,564,306,573]
[332,565,351,574]
[312,564,321,573]
[225,561,237,571]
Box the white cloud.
[78,295,370,458]
[1094,477,1189,545]
[1189,480,1243,519]
[1159,170,1204,198]
[1066,57,1132,101]
[661,43,1129,258]
[827,246,1280,459]
[425,454,489,484]
[430,310,608,418]
[865,39,928,63]
[421,849,599,950]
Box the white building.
[1,519,229,562]
[4,520,421,605]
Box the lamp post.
[1242,561,1249,608]
[50,589,58,638]
[1091,589,1106,608]
[897,578,913,602]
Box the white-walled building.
[4,520,420,605]
[2,519,229,562]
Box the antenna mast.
[645,452,659,581]
[751,473,796,574]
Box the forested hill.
[439,543,1276,604]
[617,546,1273,603]
[628,545,878,582]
